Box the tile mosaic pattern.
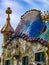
[15,10,46,38]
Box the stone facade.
[1,37,48,65]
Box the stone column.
[1,55,4,65]
[47,43,49,65]
[48,47,49,65]
[17,59,20,65]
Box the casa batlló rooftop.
[0,7,49,65]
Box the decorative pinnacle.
[6,7,12,19]
[42,10,49,22]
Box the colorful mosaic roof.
[39,21,49,42]
[15,9,46,38]
[4,33,48,47]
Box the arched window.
[5,60,10,65]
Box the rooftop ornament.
[6,7,12,19]
[42,10,49,22]
[5,7,12,25]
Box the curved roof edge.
[21,9,41,19]
[3,33,48,47]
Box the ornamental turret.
[1,7,14,46]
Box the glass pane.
[40,53,42,61]
[6,60,10,65]
[22,56,28,65]
[35,52,44,62]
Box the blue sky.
[0,0,49,56]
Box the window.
[22,56,28,65]
[35,52,44,62]
[5,60,10,65]
[16,45,18,48]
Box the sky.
[0,0,49,56]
